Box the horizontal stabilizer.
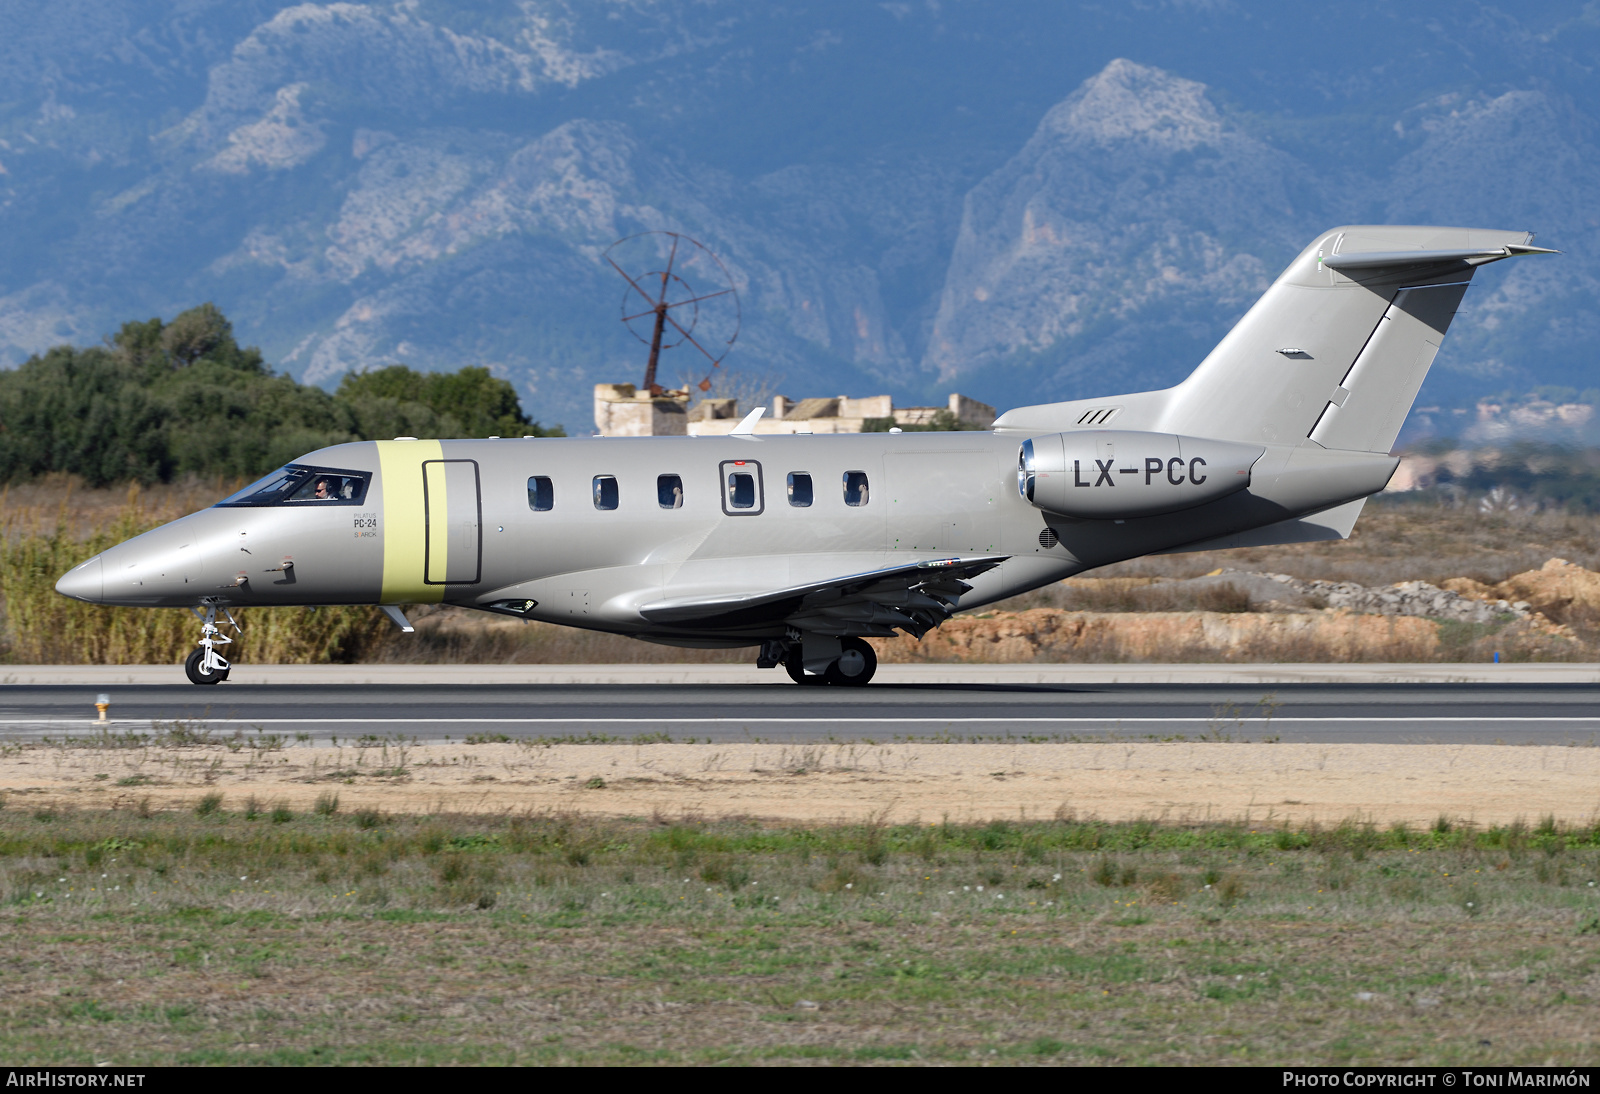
[1152,499,1367,554]
[1321,244,1557,272]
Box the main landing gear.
[185,601,239,686]
[767,636,878,687]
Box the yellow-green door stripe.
[378,439,445,603]
[423,460,451,585]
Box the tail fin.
[1157,226,1553,450]
[995,225,1555,450]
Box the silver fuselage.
[53,427,1390,647]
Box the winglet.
[730,406,766,436]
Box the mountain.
[2,2,1599,435]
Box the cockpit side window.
[215,465,371,507]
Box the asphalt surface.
[3,682,1599,744]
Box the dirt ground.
[7,740,1598,828]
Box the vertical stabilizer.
[1152,225,1550,450]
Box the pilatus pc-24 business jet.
[57,225,1554,686]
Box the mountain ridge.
[0,2,1594,434]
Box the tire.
[184,647,227,686]
[823,637,877,687]
[784,651,826,686]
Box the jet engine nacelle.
[1018,430,1264,519]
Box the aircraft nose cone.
[55,556,103,603]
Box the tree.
[0,306,561,486]
[336,364,560,438]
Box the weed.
[815,865,864,894]
[313,792,339,817]
[1217,873,1246,908]
[194,793,223,817]
[1146,872,1185,903]
[270,805,293,824]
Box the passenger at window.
[843,471,870,507]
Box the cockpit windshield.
[214,465,371,507]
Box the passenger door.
[423,459,483,585]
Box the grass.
[0,809,1594,1065]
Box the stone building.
[593,384,995,436]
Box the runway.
[4,670,1600,744]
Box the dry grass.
[1086,497,1600,588]
[0,474,236,539]
[0,809,1594,1065]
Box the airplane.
[55,225,1554,686]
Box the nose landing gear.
[781,636,877,687]
[185,602,239,685]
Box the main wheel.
[823,637,877,687]
[184,647,227,686]
[784,651,826,686]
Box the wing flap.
[638,554,1007,636]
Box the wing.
[637,555,1008,638]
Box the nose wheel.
[185,602,237,685]
[185,647,228,685]
[783,637,877,687]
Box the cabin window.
[592,475,619,511]
[787,472,813,507]
[843,470,870,507]
[657,474,684,509]
[527,476,554,511]
[718,460,764,515]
